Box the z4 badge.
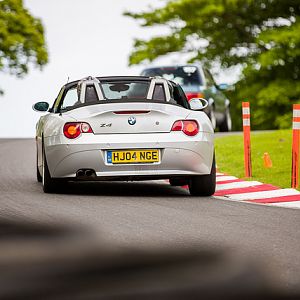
[100,123,112,127]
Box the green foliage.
[125,0,300,129]
[0,0,48,93]
[130,35,185,65]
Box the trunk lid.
[65,102,189,134]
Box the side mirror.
[32,101,49,112]
[217,83,229,91]
[189,98,208,110]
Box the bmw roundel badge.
[128,116,136,125]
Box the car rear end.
[45,102,214,181]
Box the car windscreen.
[101,81,149,100]
[142,66,203,88]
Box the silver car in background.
[33,76,215,196]
[141,65,232,132]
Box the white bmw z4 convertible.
[33,76,215,196]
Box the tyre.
[219,108,232,132]
[42,147,60,193]
[188,156,216,196]
[37,165,42,182]
[36,151,42,182]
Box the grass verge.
[215,130,294,189]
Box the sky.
[0,0,235,138]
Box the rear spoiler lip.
[113,110,151,115]
[60,100,185,113]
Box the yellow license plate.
[107,149,160,164]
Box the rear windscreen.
[101,81,149,100]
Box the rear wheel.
[188,156,216,196]
[36,150,42,182]
[42,147,61,193]
[37,165,42,182]
[219,108,232,132]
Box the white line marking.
[216,176,238,182]
[216,172,225,176]
[216,181,262,191]
[227,188,300,201]
[271,201,300,209]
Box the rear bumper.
[44,132,214,179]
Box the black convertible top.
[51,76,190,113]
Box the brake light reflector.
[171,120,199,136]
[63,122,93,139]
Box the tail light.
[63,122,93,139]
[186,92,204,101]
[171,120,199,136]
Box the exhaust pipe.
[85,169,94,177]
[76,169,96,178]
[76,170,85,177]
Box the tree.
[0,0,48,94]
[125,0,300,129]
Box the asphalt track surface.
[0,138,300,296]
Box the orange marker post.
[291,104,300,188]
[242,102,252,178]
